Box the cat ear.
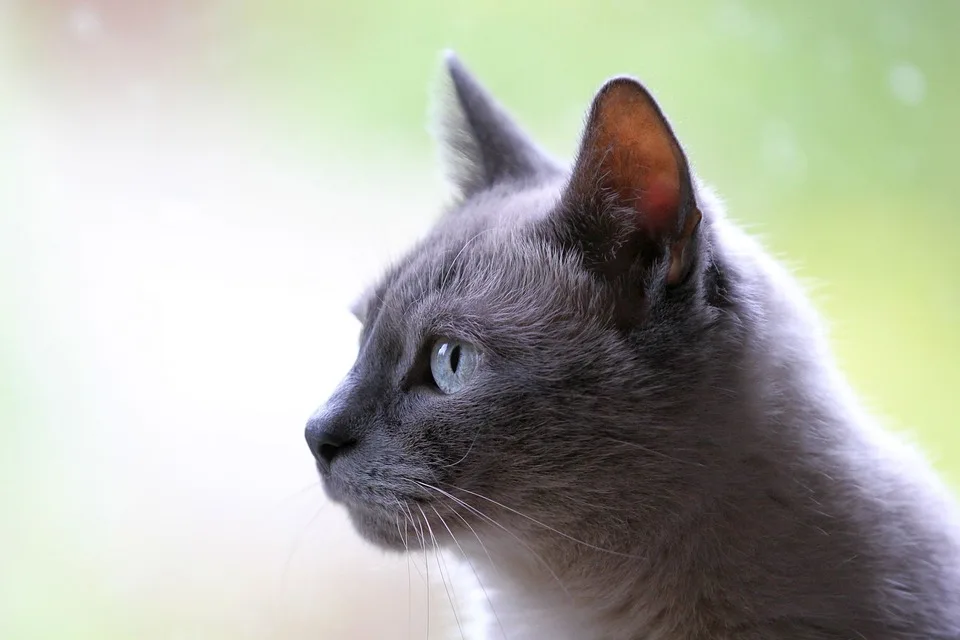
[433,51,563,197]
[557,78,702,286]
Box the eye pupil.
[429,338,478,394]
[450,345,461,372]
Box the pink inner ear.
[638,174,680,234]
[574,79,688,239]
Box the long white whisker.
[399,502,430,639]
[440,481,643,559]
[400,501,426,581]
[430,503,509,640]
[395,501,413,640]
[416,507,430,640]
[411,480,572,599]
[274,482,323,509]
[278,501,327,595]
[603,437,705,468]
[441,422,483,469]
[451,502,504,582]
[417,503,465,640]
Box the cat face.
[306,53,724,553]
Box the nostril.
[309,433,357,469]
[305,410,358,471]
[319,442,340,466]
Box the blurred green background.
[224,0,959,461]
[2,1,958,638]
[246,0,960,470]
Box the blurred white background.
[3,1,958,638]
[2,6,458,636]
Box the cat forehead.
[448,178,566,228]
[351,179,566,322]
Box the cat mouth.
[317,471,343,501]
[340,499,438,552]
[334,490,463,553]
[315,469,464,551]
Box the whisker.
[398,501,429,636]
[449,500,505,583]
[395,506,407,548]
[603,437,705,468]
[400,501,426,581]
[415,506,431,640]
[278,501,328,594]
[414,483,503,582]
[440,481,644,560]
[417,503,465,640]
[395,501,413,640]
[440,421,483,469]
[410,480,572,599]
[430,503,509,640]
[418,480,511,636]
[275,482,323,506]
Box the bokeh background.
[2,1,958,638]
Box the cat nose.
[305,410,358,472]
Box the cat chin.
[344,506,409,552]
[343,499,465,555]
[318,475,411,550]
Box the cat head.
[305,53,734,553]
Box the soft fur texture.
[305,52,960,639]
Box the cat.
[305,52,960,639]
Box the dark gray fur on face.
[306,52,960,639]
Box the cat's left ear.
[433,51,564,198]
[556,78,702,287]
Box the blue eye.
[430,339,480,394]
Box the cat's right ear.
[432,51,563,198]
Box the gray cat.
[305,52,960,639]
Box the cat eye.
[429,339,480,394]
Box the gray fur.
[306,54,960,639]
